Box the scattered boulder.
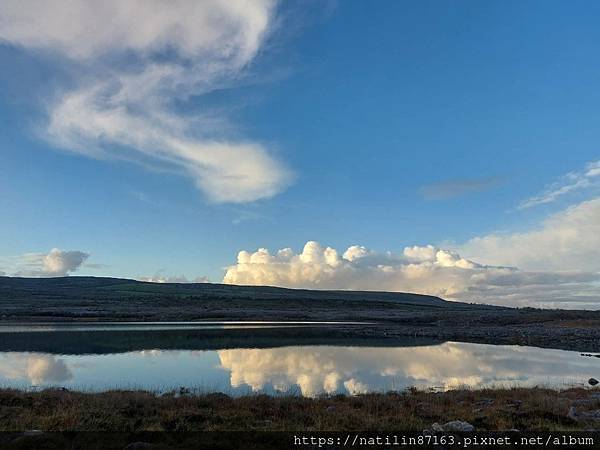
[581,410,600,421]
[573,399,594,407]
[568,406,600,422]
[22,431,43,437]
[178,386,191,396]
[589,378,599,386]
[568,406,579,421]
[431,420,475,432]
[124,443,155,450]
[474,398,494,408]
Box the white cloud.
[14,248,89,277]
[223,239,600,308]
[459,197,600,272]
[519,160,600,209]
[139,274,209,283]
[0,0,291,203]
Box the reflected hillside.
[0,325,441,354]
[1,342,598,395]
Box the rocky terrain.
[1,276,600,352]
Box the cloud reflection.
[0,353,72,385]
[218,343,599,396]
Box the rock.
[22,431,43,436]
[589,378,599,386]
[568,406,579,421]
[474,398,494,408]
[507,399,523,408]
[124,442,154,450]
[567,407,600,422]
[325,405,336,412]
[431,420,475,432]
[580,410,600,421]
[431,423,445,432]
[573,399,594,406]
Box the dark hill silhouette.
[0,275,459,306]
[0,275,493,323]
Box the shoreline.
[3,276,600,353]
[1,318,600,353]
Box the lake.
[0,322,598,396]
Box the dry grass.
[1,387,599,432]
[551,319,600,329]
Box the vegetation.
[1,387,598,432]
[2,276,600,352]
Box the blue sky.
[1,1,599,307]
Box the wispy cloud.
[419,177,501,200]
[0,0,292,203]
[460,197,600,272]
[518,160,600,209]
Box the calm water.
[0,323,598,396]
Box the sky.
[0,0,599,308]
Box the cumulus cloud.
[223,193,600,308]
[519,160,600,209]
[223,237,600,307]
[223,239,600,308]
[0,0,291,203]
[14,248,89,277]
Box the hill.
[3,276,600,352]
[0,275,455,306]
[0,275,484,323]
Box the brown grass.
[551,319,600,329]
[1,387,599,432]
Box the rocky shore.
[2,276,600,352]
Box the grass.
[0,387,599,432]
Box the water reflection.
[0,342,598,395]
[0,354,72,385]
[217,343,599,396]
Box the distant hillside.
[0,276,491,322]
[0,276,452,305]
